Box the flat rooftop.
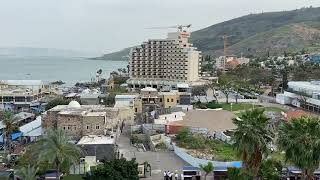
[169,109,236,132]
[49,105,105,112]
[77,135,115,145]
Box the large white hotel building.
[127,30,202,90]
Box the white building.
[127,30,202,90]
[276,81,320,113]
[114,94,139,108]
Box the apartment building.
[127,30,201,90]
[276,81,320,113]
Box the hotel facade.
[127,31,202,90]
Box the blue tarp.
[0,131,23,143]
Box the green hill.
[93,7,320,60]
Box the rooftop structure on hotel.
[127,28,202,90]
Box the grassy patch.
[263,107,287,113]
[175,128,238,161]
[207,139,238,161]
[221,103,260,111]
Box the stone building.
[43,101,134,140]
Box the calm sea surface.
[0,56,127,86]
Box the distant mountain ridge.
[89,47,132,61]
[0,47,94,58]
[93,7,320,60]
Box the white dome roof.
[68,101,81,108]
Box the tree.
[192,85,207,102]
[86,158,139,180]
[33,129,80,179]
[16,165,39,180]
[199,162,214,180]
[218,74,232,104]
[227,167,253,180]
[45,97,71,110]
[232,109,274,176]
[206,80,219,103]
[0,111,19,154]
[258,159,282,180]
[105,93,116,106]
[278,117,320,180]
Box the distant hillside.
[211,22,320,56]
[89,47,132,61]
[94,7,320,60]
[0,47,93,57]
[192,7,320,56]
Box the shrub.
[206,102,223,109]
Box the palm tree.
[0,111,19,154]
[16,165,39,180]
[278,116,320,180]
[199,162,214,180]
[34,129,80,179]
[232,108,274,176]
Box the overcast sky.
[1,0,320,55]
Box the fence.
[173,144,241,168]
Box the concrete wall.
[173,144,241,168]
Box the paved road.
[117,127,188,179]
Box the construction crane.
[222,33,233,59]
[145,24,192,32]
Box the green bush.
[155,142,167,150]
[206,102,223,109]
[176,128,207,149]
[130,135,143,144]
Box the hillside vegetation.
[93,7,320,60]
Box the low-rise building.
[77,134,117,161]
[276,81,320,113]
[0,80,58,111]
[43,101,134,140]
[215,56,249,70]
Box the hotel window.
[167,98,169,102]
[67,126,71,130]
[96,125,100,129]
[171,99,174,102]
[86,125,90,129]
